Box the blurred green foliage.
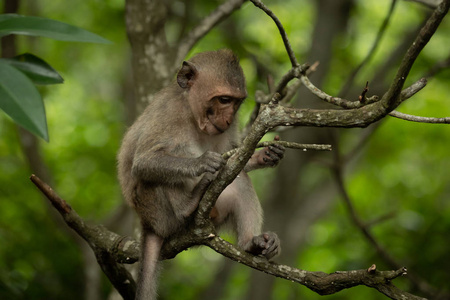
[0,0,449,299]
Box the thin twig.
[223,140,332,160]
[398,77,427,101]
[274,64,307,94]
[242,62,319,137]
[250,0,299,67]
[389,111,450,123]
[282,61,320,104]
[358,81,370,103]
[301,75,380,108]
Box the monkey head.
[177,50,247,135]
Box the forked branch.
[31,174,422,300]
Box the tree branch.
[388,77,450,124]
[204,237,423,299]
[222,140,332,160]
[389,111,450,123]
[35,1,448,299]
[29,175,138,299]
[383,0,449,110]
[250,0,299,67]
[176,0,246,65]
[301,75,380,108]
[31,173,425,299]
[195,76,433,228]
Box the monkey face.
[202,96,244,135]
[176,52,247,135]
[187,85,245,135]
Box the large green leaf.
[0,14,17,22]
[0,53,64,85]
[0,14,111,44]
[0,61,48,141]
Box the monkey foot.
[246,232,280,260]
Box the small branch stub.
[368,264,377,273]
[359,81,370,103]
[271,92,282,105]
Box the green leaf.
[0,53,64,85]
[0,14,111,44]
[0,61,49,141]
[0,14,18,22]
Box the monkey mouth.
[211,121,225,133]
[207,116,225,134]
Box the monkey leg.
[214,172,281,260]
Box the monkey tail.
[136,231,164,300]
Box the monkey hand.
[194,151,225,176]
[246,136,285,172]
[246,232,281,260]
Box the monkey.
[117,49,284,300]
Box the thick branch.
[195,80,422,225]
[149,0,447,231]
[30,174,138,299]
[204,237,424,299]
[32,173,424,299]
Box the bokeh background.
[0,0,449,299]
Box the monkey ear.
[177,61,198,89]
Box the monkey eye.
[218,97,232,104]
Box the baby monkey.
[118,49,284,300]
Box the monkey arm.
[132,151,225,184]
